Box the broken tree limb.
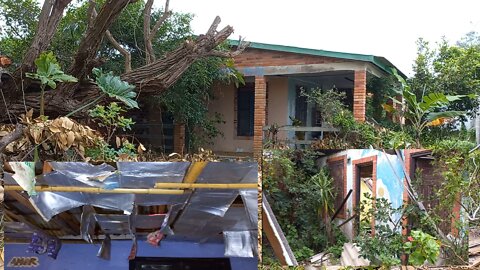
[0,124,25,154]
[0,10,249,122]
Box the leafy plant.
[403,230,440,265]
[26,52,78,116]
[89,102,135,142]
[310,169,336,244]
[383,69,477,147]
[92,68,138,109]
[354,193,406,267]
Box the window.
[236,83,255,137]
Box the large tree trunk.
[0,0,245,123]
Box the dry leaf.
[138,143,146,154]
[116,136,121,148]
[67,131,75,147]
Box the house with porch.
[206,41,406,156]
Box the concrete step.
[340,242,370,267]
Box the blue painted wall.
[5,240,258,270]
[325,149,406,239]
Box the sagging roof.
[3,162,258,258]
[229,40,407,78]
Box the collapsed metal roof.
[3,161,258,258]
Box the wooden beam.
[262,195,298,266]
[5,190,78,235]
[3,207,45,234]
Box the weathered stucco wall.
[208,82,253,154]
[208,77,289,154]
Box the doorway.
[352,156,377,236]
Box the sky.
[165,0,480,76]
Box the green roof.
[228,40,406,78]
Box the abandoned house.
[134,41,405,156]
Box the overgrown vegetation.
[263,149,348,262]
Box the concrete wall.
[5,240,257,270]
[208,77,289,154]
[321,149,406,239]
[208,82,253,154]
[267,77,289,139]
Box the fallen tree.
[0,0,247,123]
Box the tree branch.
[18,0,72,74]
[91,5,132,72]
[0,124,24,154]
[143,0,172,64]
[67,0,132,85]
[207,36,250,57]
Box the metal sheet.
[240,190,258,227]
[116,162,190,188]
[223,231,256,258]
[134,193,190,206]
[49,162,116,187]
[31,192,85,221]
[196,162,257,183]
[187,189,239,217]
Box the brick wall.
[253,76,267,158]
[353,70,367,122]
[173,123,185,154]
[234,48,347,67]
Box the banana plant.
[383,69,477,147]
[26,52,78,117]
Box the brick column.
[173,122,185,154]
[353,70,367,122]
[253,76,267,158]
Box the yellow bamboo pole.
[154,182,258,189]
[183,161,208,183]
[4,185,184,195]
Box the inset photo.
[2,161,258,270]
[262,148,473,269]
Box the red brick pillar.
[353,70,367,122]
[173,122,185,154]
[253,76,267,158]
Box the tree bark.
[19,0,72,74]
[0,124,25,153]
[144,0,171,64]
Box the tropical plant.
[25,52,77,116]
[383,69,477,147]
[403,230,441,265]
[92,68,138,109]
[310,169,336,244]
